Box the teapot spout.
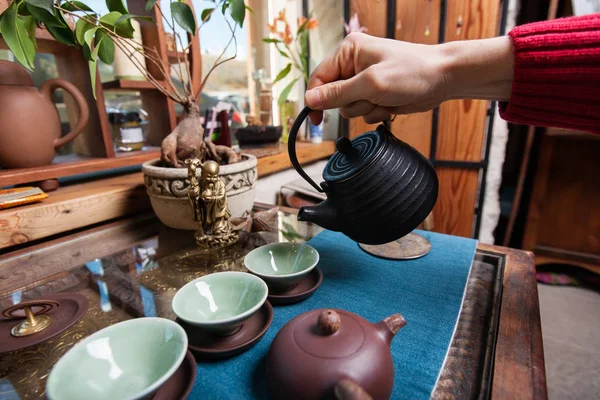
[298,200,340,232]
[376,314,407,345]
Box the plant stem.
[156,2,188,95]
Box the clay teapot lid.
[294,309,366,358]
[270,308,405,360]
[0,60,34,86]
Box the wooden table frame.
[0,204,547,399]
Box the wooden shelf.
[102,79,166,91]
[0,150,160,187]
[248,140,336,177]
[0,173,151,249]
[167,50,188,63]
[0,141,335,249]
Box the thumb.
[305,74,365,110]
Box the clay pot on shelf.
[0,60,89,169]
[266,308,407,400]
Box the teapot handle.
[40,78,90,149]
[334,378,373,400]
[288,106,325,193]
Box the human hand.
[305,33,513,125]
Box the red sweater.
[499,13,600,134]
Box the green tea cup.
[46,317,188,400]
[244,242,320,292]
[172,271,268,335]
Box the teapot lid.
[323,126,386,182]
[0,60,34,86]
[277,309,366,359]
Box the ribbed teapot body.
[324,128,438,245]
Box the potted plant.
[263,9,319,143]
[0,0,256,230]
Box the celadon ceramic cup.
[46,317,188,400]
[172,271,268,335]
[244,242,320,292]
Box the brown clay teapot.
[0,60,89,168]
[266,308,407,400]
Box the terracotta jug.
[0,60,89,169]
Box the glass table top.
[0,206,501,399]
[0,207,326,399]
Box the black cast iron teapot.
[288,106,439,245]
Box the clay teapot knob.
[317,309,341,335]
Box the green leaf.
[229,0,245,27]
[83,26,98,51]
[82,42,92,60]
[106,0,128,14]
[278,77,299,105]
[90,36,102,60]
[273,43,289,58]
[88,59,97,99]
[100,11,134,38]
[145,0,159,12]
[46,23,77,46]
[45,10,76,46]
[62,1,95,12]
[201,7,215,23]
[0,3,36,70]
[17,2,32,16]
[171,2,196,35]
[245,5,254,15]
[273,63,291,84]
[114,14,154,27]
[25,4,65,27]
[75,18,95,45]
[262,38,281,43]
[96,32,115,64]
[22,15,37,48]
[24,0,54,16]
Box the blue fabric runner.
[190,229,477,399]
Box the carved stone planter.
[142,154,257,230]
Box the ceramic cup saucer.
[153,350,196,400]
[176,301,273,360]
[267,267,323,306]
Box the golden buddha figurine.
[186,159,239,248]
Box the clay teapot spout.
[375,314,407,345]
[297,200,341,232]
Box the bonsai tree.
[0,0,251,167]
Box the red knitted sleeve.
[499,13,600,134]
